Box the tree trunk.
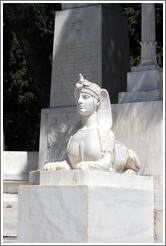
[4,3,52,108]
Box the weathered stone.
[50,4,129,106]
[18,171,154,243]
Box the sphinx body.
[66,129,140,174]
[43,74,140,175]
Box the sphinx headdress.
[74,74,101,101]
[74,74,113,152]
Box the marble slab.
[17,178,154,243]
[112,101,163,176]
[119,89,161,103]
[30,170,154,191]
[3,151,38,176]
[127,69,163,92]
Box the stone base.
[127,69,163,92]
[119,89,161,103]
[119,68,163,103]
[18,171,155,243]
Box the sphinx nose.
[78,95,83,104]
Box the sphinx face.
[77,92,98,116]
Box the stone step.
[3,237,17,244]
[118,89,162,103]
[127,69,163,92]
[131,64,162,72]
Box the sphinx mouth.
[78,104,84,110]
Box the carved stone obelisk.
[140,3,157,66]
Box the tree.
[3,3,61,150]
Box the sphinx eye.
[83,95,91,99]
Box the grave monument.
[18,74,154,243]
[17,3,163,243]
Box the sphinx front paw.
[43,161,71,171]
[76,161,104,171]
[76,161,98,171]
[124,169,137,175]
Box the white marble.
[37,101,163,177]
[18,172,154,243]
[3,194,18,237]
[127,69,163,92]
[38,106,77,170]
[44,75,140,174]
[3,180,28,194]
[112,101,163,176]
[30,170,154,190]
[3,151,38,237]
[119,89,161,103]
[3,151,38,176]
[120,67,163,103]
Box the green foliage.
[155,3,163,67]
[3,14,40,150]
[122,3,163,67]
[3,3,61,150]
[122,3,141,67]
[26,3,61,63]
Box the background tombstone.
[50,3,130,107]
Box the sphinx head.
[74,74,101,116]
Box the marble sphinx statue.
[43,74,140,175]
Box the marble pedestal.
[18,171,156,243]
[119,66,163,103]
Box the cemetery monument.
[3,3,163,243]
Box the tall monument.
[140,3,158,66]
[50,3,130,107]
